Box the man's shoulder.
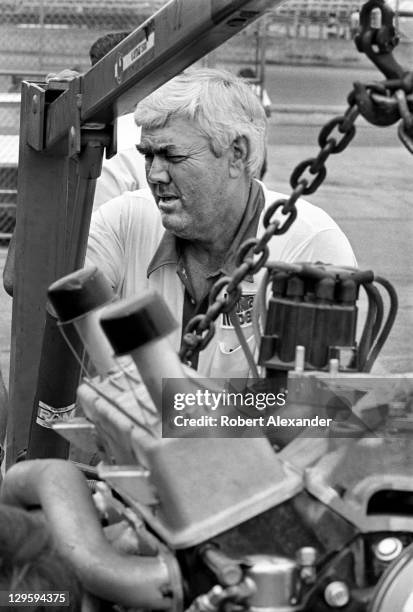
[95,188,156,216]
[91,188,162,236]
[257,181,357,266]
[260,182,339,231]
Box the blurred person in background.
[0,374,7,471]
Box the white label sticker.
[114,31,155,81]
[36,400,76,429]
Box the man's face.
[138,117,234,242]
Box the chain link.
[395,88,413,153]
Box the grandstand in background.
[0,0,412,239]
[0,0,363,36]
[0,0,167,29]
[271,0,363,39]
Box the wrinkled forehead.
[139,116,209,150]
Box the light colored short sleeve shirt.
[87,182,357,377]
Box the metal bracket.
[52,417,98,453]
[26,83,46,151]
[24,77,83,153]
[45,77,83,153]
[97,464,158,506]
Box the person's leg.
[1,231,14,467]
[0,366,8,474]
[3,229,15,297]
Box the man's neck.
[188,180,251,266]
[184,239,229,272]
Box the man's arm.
[294,228,357,267]
[0,366,8,466]
[86,196,129,292]
[262,187,357,268]
[3,231,15,297]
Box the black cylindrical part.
[48,266,114,322]
[100,292,177,356]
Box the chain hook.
[352,81,400,125]
[354,0,404,79]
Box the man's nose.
[147,156,170,184]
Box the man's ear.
[229,136,249,178]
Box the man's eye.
[166,155,187,163]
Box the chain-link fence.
[1,0,403,89]
[212,1,413,66]
[0,0,167,90]
[1,0,412,92]
[0,89,19,240]
[0,0,169,239]
[272,0,361,39]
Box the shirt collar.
[147,179,265,281]
[147,230,178,277]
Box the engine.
[4,265,412,612]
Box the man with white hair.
[87,68,356,377]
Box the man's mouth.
[158,195,179,210]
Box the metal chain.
[179,67,413,365]
[179,0,413,366]
[396,87,413,153]
[178,100,360,365]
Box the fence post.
[38,0,45,70]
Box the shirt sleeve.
[291,227,358,267]
[93,148,147,210]
[262,186,358,268]
[86,195,129,292]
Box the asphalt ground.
[0,112,412,389]
[262,64,380,108]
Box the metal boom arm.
[8,0,281,465]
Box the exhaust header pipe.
[1,459,181,609]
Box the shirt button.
[190,298,196,305]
